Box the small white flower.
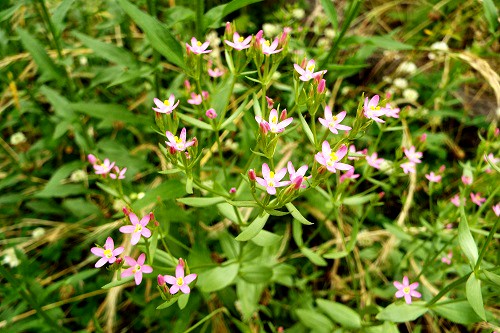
[32,227,46,238]
[263,23,281,38]
[10,132,26,145]
[79,56,88,66]
[393,78,408,89]
[206,31,221,48]
[398,61,417,75]
[379,159,394,175]
[383,76,392,83]
[70,170,87,182]
[292,8,305,20]
[2,248,20,268]
[341,86,351,96]
[325,28,336,39]
[403,88,419,102]
[137,192,145,200]
[430,41,448,51]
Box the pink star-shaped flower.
[224,32,252,50]
[186,37,211,54]
[110,166,127,180]
[261,38,282,55]
[93,158,115,176]
[340,168,360,183]
[384,103,400,118]
[119,212,152,245]
[255,163,290,195]
[425,171,441,183]
[318,107,351,134]
[287,161,309,189]
[255,109,293,134]
[315,142,353,173]
[363,95,386,123]
[450,194,463,207]
[90,237,124,268]
[165,128,196,152]
[394,276,421,304]
[401,161,416,174]
[493,204,500,217]
[366,152,384,169]
[404,146,423,164]
[121,253,153,285]
[470,192,486,206]
[163,259,197,294]
[293,59,327,81]
[152,95,180,114]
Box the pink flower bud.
[202,91,209,100]
[317,79,326,94]
[495,128,499,137]
[149,212,155,221]
[178,258,185,267]
[279,27,291,44]
[385,92,392,99]
[225,22,232,34]
[185,151,191,159]
[419,133,427,142]
[259,121,270,134]
[169,146,177,155]
[192,137,198,147]
[266,96,274,108]
[184,80,191,91]
[229,187,236,193]
[378,192,385,199]
[122,207,130,216]
[115,257,122,264]
[300,58,307,68]
[248,169,256,181]
[157,274,165,285]
[87,154,97,165]
[255,30,263,41]
[439,165,446,173]
[279,109,288,121]
[206,108,217,119]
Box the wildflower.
[208,67,224,78]
[261,38,282,55]
[393,78,408,89]
[404,146,423,164]
[315,142,353,173]
[224,32,252,50]
[470,192,486,206]
[366,152,384,169]
[205,108,217,119]
[318,107,351,134]
[292,8,305,20]
[70,170,87,182]
[425,172,441,183]
[340,168,360,183]
[93,158,116,176]
[87,154,97,165]
[121,253,153,285]
[110,166,127,180]
[441,251,452,265]
[265,96,274,108]
[1,247,20,268]
[461,175,472,185]
[152,95,179,114]
[287,161,309,188]
[10,132,26,145]
[229,187,236,194]
[119,212,152,245]
[255,109,293,133]
[91,237,124,268]
[403,88,419,102]
[397,61,417,75]
[393,276,421,304]
[187,93,203,105]
[363,95,386,123]
[450,194,463,207]
[401,161,416,174]
[384,104,400,118]
[186,37,211,54]
[165,128,196,152]
[163,259,197,294]
[256,163,290,195]
[293,59,327,82]
[493,204,500,217]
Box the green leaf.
[342,193,377,206]
[101,276,134,289]
[219,231,240,260]
[432,300,482,324]
[235,213,269,241]
[117,0,185,69]
[286,203,313,225]
[211,74,234,121]
[177,196,225,207]
[178,293,189,310]
[239,264,273,284]
[35,161,86,198]
[95,182,119,197]
[354,35,413,50]
[376,302,428,322]
[204,0,263,29]
[17,28,64,82]
[300,247,327,266]
[295,309,333,333]
[220,96,248,130]
[70,102,150,126]
[73,31,137,68]
[157,298,176,309]
[64,269,99,285]
[39,85,73,120]
[320,0,338,30]
[177,112,213,131]
[198,263,239,292]
[483,270,500,287]
[0,4,21,23]
[297,112,315,146]
[316,299,362,328]
[466,274,486,320]
[292,220,304,247]
[251,230,282,247]
[52,0,76,37]
[458,205,478,267]
[482,0,499,34]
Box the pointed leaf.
[286,202,313,225]
[458,205,478,267]
[432,300,482,324]
[376,302,428,322]
[235,213,269,241]
[177,196,225,207]
[317,299,362,328]
[198,263,239,292]
[466,274,486,320]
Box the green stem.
[146,0,161,98]
[426,273,471,307]
[144,237,152,265]
[195,0,204,39]
[474,216,500,272]
[158,226,174,257]
[182,307,228,333]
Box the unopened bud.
[259,122,270,135]
[229,187,236,194]
[185,151,191,159]
[317,79,326,94]
[248,169,256,181]
[202,91,209,100]
[184,80,191,92]
[300,57,307,68]
[317,166,327,174]
[439,165,446,173]
[279,109,288,121]
[206,108,217,119]
[495,128,499,137]
[179,258,185,267]
[87,154,97,165]
[157,274,165,285]
[385,92,392,99]
[192,137,198,147]
[266,96,274,108]
[169,146,177,154]
[115,257,122,264]
[292,176,303,190]
[419,133,427,142]
[149,212,155,221]
[378,191,385,199]
[122,207,130,216]
[279,27,291,44]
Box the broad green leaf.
[432,300,482,324]
[96,182,119,197]
[219,231,240,260]
[39,85,74,120]
[482,0,498,34]
[286,202,313,225]
[483,270,500,287]
[157,298,176,309]
[131,179,186,211]
[210,74,235,124]
[239,264,273,284]
[300,247,327,266]
[217,202,240,222]
[376,302,428,322]
[466,274,486,320]
[204,0,263,29]
[235,213,269,241]
[316,299,362,328]
[198,263,239,292]
[320,0,338,30]
[0,4,21,22]
[177,113,213,131]
[101,276,134,289]
[117,0,185,69]
[17,28,64,81]
[251,230,282,247]
[458,205,478,267]
[73,31,137,68]
[177,196,225,207]
[295,309,333,333]
[178,293,189,310]
[35,161,86,198]
[323,250,348,259]
[70,102,150,126]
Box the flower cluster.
[88,154,127,179]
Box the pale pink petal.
[268,109,278,122]
[393,281,403,289]
[121,267,134,278]
[140,215,151,226]
[274,167,287,181]
[95,258,108,268]
[142,265,153,274]
[124,256,136,266]
[164,275,176,285]
[129,213,139,225]
[180,128,187,142]
[409,282,419,289]
[315,153,326,165]
[153,98,163,108]
[180,284,191,294]
[256,178,268,188]
[395,290,405,298]
[293,64,305,76]
[287,161,296,175]
[137,253,146,265]
[134,272,143,285]
[176,264,185,278]
[131,232,141,245]
[262,163,271,180]
[318,117,329,128]
[141,227,151,238]
[91,247,104,256]
[165,131,176,144]
[266,186,276,195]
[170,284,180,294]
[184,273,197,284]
[336,145,348,159]
[336,111,346,122]
[402,276,409,286]
[104,237,114,250]
[404,293,412,304]
[276,118,293,130]
[410,290,421,298]
[113,247,124,256]
[335,162,353,171]
[108,257,116,264]
[324,106,333,120]
[119,225,135,234]
[321,141,331,157]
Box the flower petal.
[121,267,134,278]
[91,247,104,256]
[170,285,180,294]
[124,256,136,266]
[141,227,152,238]
[164,275,176,285]
[113,246,124,256]
[128,213,139,225]
[95,258,108,268]
[131,232,141,245]
[142,265,153,274]
[134,272,143,285]
[180,284,191,294]
[137,253,146,265]
[119,225,135,234]
[184,273,197,284]
[261,163,270,179]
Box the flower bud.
[259,122,270,135]
[157,274,165,286]
[87,154,97,165]
[317,79,326,94]
[169,146,177,155]
[185,151,191,159]
[292,176,304,190]
[495,128,499,137]
[266,96,274,108]
[184,80,191,92]
[248,169,256,181]
[192,137,198,147]
[202,91,209,100]
[149,212,155,221]
[279,109,288,121]
[229,187,236,194]
[439,165,446,173]
[179,258,185,267]
[418,133,427,142]
[206,108,217,119]
[122,207,130,216]
[225,21,233,35]
[378,191,385,199]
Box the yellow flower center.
[163,99,170,106]
[104,249,112,258]
[132,264,141,273]
[403,286,410,294]
[238,36,244,42]
[174,136,182,143]
[332,116,338,121]
[264,40,270,47]
[370,106,381,111]
[134,224,143,233]
[327,152,338,166]
[307,64,315,72]
[271,116,278,124]
[270,171,275,178]
[196,41,202,46]
[176,277,184,286]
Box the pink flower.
[256,163,290,195]
[384,103,400,118]
[152,95,179,114]
[348,145,366,161]
[119,212,152,245]
[255,109,293,133]
[87,154,97,165]
[340,168,360,183]
[186,37,211,54]
[287,161,309,188]
[394,276,421,304]
[208,67,225,78]
[163,259,197,294]
[366,152,384,169]
[363,95,386,123]
[425,171,441,183]
[404,146,423,164]
[165,128,196,152]
[121,253,153,285]
[315,142,353,173]
[418,133,427,142]
[187,92,203,105]
[401,161,416,174]
[450,194,463,207]
[93,158,115,176]
[470,192,486,206]
[441,251,452,265]
[261,38,282,55]
[110,166,127,180]
[91,237,124,268]
[205,108,217,119]
[318,107,351,134]
[493,204,500,216]
[293,59,327,81]
[461,175,472,185]
[224,32,252,50]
